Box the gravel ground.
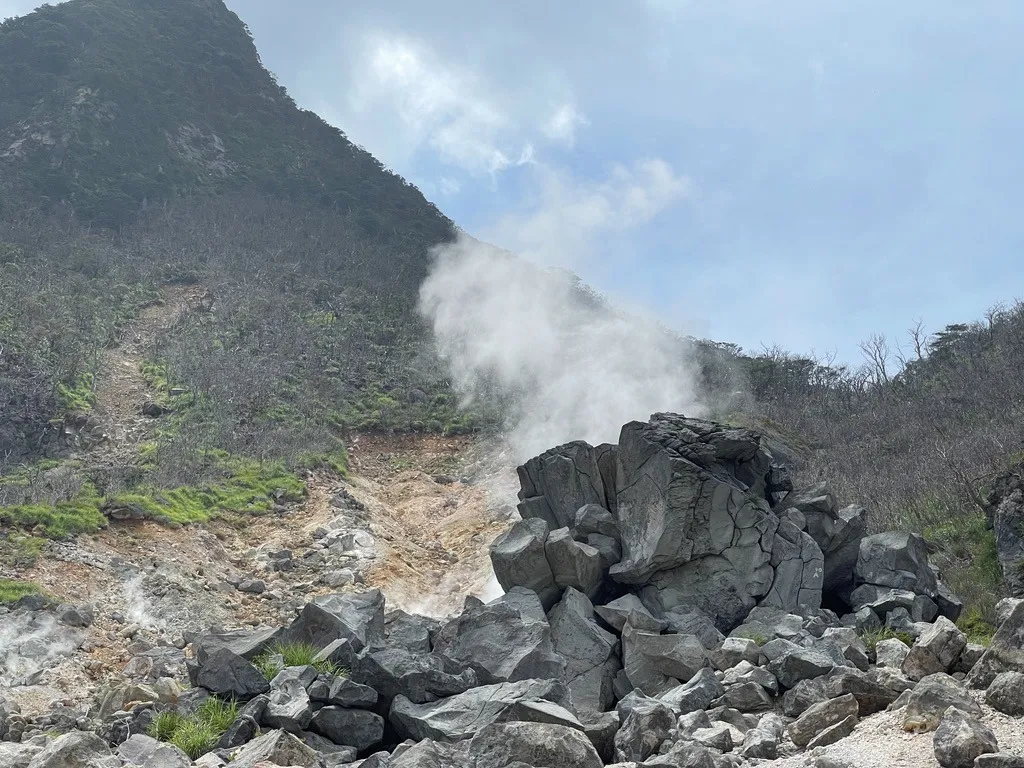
[770,695,1024,768]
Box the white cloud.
[488,158,691,266]
[439,176,461,195]
[543,103,589,147]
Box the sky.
[4,1,1024,362]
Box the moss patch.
[0,578,47,605]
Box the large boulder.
[226,729,321,768]
[546,527,603,598]
[787,693,859,749]
[309,707,384,752]
[192,648,270,700]
[283,590,385,652]
[985,468,1024,597]
[932,706,998,768]
[621,613,708,696]
[517,441,614,529]
[855,532,938,597]
[985,671,1024,716]
[192,626,282,664]
[548,588,620,712]
[762,518,824,609]
[116,735,191,768]
[613,692,676,763]
[782,484,866,592]
[389,678,570,742]
[967,600,1024,688]
[25,733,112,768]
[903,673,982,732]
[901,616,967,681]
[441,600,564,684]
[468,722,603,768]
[489,518,560,607]
[352,648,477,706]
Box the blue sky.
[5,1,1024,362]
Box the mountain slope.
[0,0,453,256]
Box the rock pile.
[2,414,1023,768]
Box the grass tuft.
[253,641,347,679]
[148,696,238,759]
[860,627,914,655]
[0,578,48,605]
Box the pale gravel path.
[770,696,1024,767]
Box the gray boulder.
[902,616,968,681]
[932,706,998,768]
[984,468,1024,598]
[489,517,560,608]
[855,532,938,597]
[967,600,1024,688]
[517,441,612,529]
[284,590,386,652]
[613,692,676,762]
[782,485,866,592]
[388,678,569,742]
[574,504,620,540]
[985,671,1024,716]
[263,678,312,732]
[441,600,564,684]
[548,588,620,712]
[194,648,270,700]
[24,733,112,768]
[352,648,477,706]
[710,637,760,671]
[975,755,1024,768]
[594,594,657,632]
[762,519,824,610]
[225,729,321,768]
[825,667,900,715]
[309,706,384,751]
[192,626,282,664]
[903,673,982,732]
[787,693,859,748]
[766,646,834,689]
[546,527,603,598]
[621,616,707,696]
[875,637,911,668]
[712,681,774,712]
[116,735,191,768]
[328,676,378,708]
[658,666,725,714]
[469,722,602,768]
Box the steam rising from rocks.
[418,234,706,460]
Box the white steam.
[418,234,706,460]
[0,612,82,686]
[123,574,163,631]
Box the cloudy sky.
[5,1,1024,362]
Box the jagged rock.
[517,441,612,529]
[935,582,965,622]
[781,677,829,716]
[787,692,859,748]
[738,715,785,760]
[388,678,569,742]
[352,648,477,705]
[217,714,258,749]
[712,680,775,712]
[807,714,857,749]
[193,648,270,700]
[226,729,322,768]
[469,722,603,768]
[546,527,603,597]
[766,645,834,689]
[663,608,726,650]
[193,626,281,663]
[967,600,1024,688]
[328,676,378,708]
[548,588,620,711]
[711,637,760,671]
[441,600,564,684]
[985,671,1024,715]
[763,517,825,610]
[723,659,779,694]
[621,615,707,695]
[985,468,1024,597]
[263,677,312,732]
[902,616,967,681]
[494,699,584,731]
[841,605,882,634]
[283,589,385,652]
[116,735,191,768]
[585,533,622,571]
[489,517,560,607]
[825,667,900,715]
[0,743,40,768]
[385,611,438,655]
[658,666,725,714]
[578,710,620,763]
[574,504,620,540]
[690,723,734,751]
[975,755,1024,768]
[996,598,1023,626]
[610,416,782,630]
[850,585,916,614]
[954,643,986,673]
[932,706,998,768]
[21,732,112,768]
[875,637,911,668]
[495,586,547,621]
[902,673,982,732]
[783,485,866,593]
[594,594,657,632]
[613,692,676,762]
[310,706,384,751]
[855,531,938,596]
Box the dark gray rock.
[613,693,676,762]
[284,590,385,652]
[594,594,657,632]
[226,729,322,768]
[263,677,312,732]
[574,504,619,540]
[351,648,477,706]
[967,600,1024,688]
[309,706,384,751]
[328,676,378,708]
[192,626,281,664]
[441,600,564,685]
[621,616,707,695]
[783,485,866,593]
[712,680,774,712]
[489,518,560,608]
[932,706,998,768]
[984,468,1024,598]
[548,588,620,712]
[585,533,622,571]
[517,441,612,529]
[384,611,437,654]
[546,527,603,598]
[787,693,859,748]
[975,755,1024,768]
[388,678,570,742]
[902,616,968,681]
[20,732,112,768]
[217,714,259,749]
[903,673,982,732]
[658,666,725,714]
[855,532,938,597]
[825,667,900,715]
[985,671,1024,716]
[468,721,603,768]
[781,677,829,717]
[116,735,191,768]
[766,646,834,689]
[194,648,270,700]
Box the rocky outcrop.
[985,467,1024,597]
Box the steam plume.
[418,234,706,460]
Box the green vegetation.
[957,609,997,647]
[253,641,348,680]
[56,372,96,414]
[0,577,48,605]
[860,627,915,655]
[0,480,107,538]
[148,697,238,759]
